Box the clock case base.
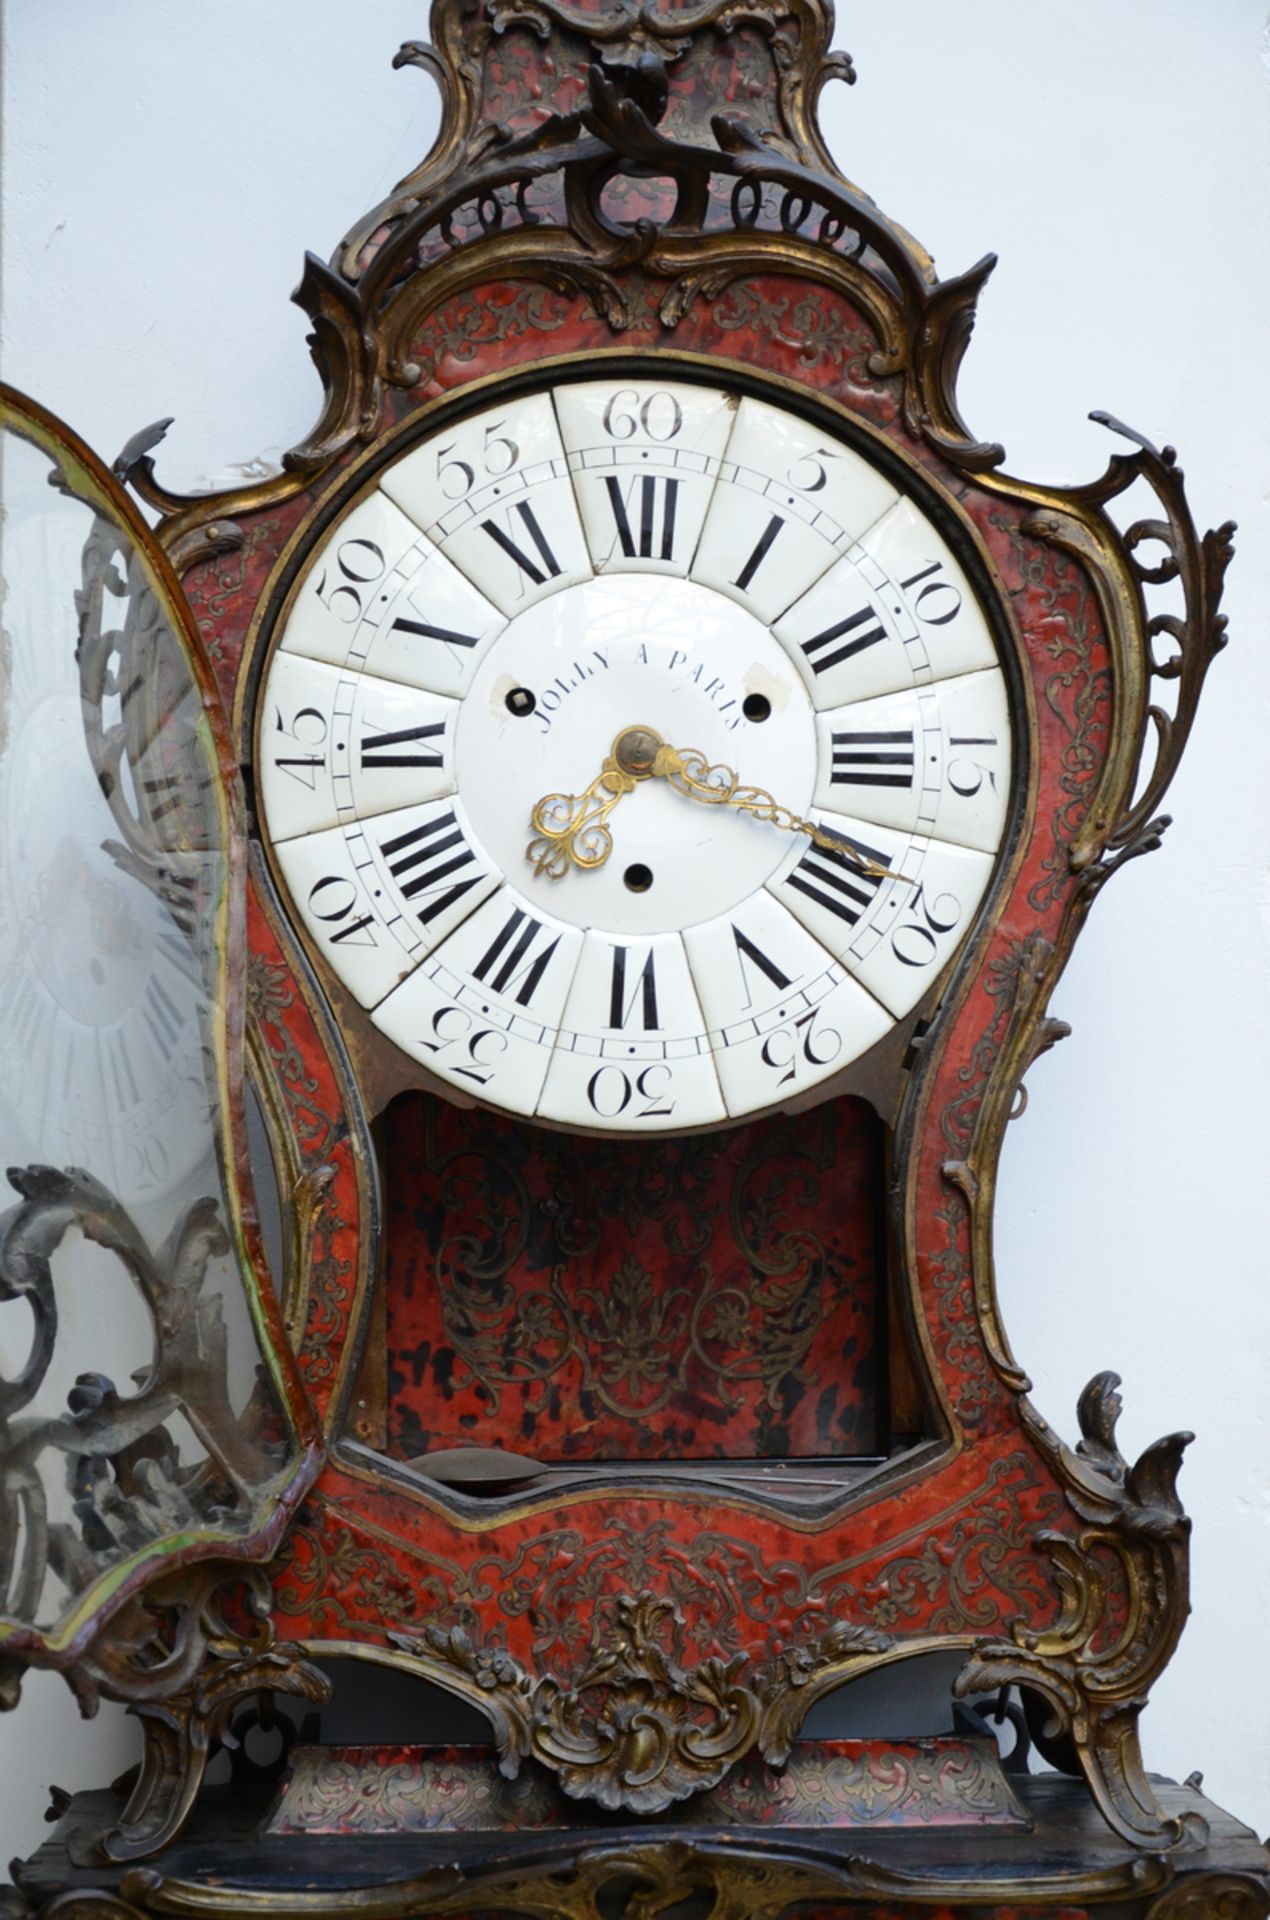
[10,1776,1269,1920]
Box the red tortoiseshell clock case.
[18,0,1243,1903]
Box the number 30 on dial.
[257,375,1012,1133]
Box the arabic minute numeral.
[901,559,963,627]
[481,422,520,477]
[121,1133,171,1195]
[890,883,961,967]
[272,703,328,789]
[947,733,999,799]
[586,1062,675,1120]
[802,564,963,674]
[434,441,475,500]
[307,874,378,947]
[314,537,386,623]
[419,1003,508,1085]
[760,1007,843,1086]
[786,445,839,493]
[435,420,521,500]
[602,389,684,441]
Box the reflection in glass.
[0,406,298,1641]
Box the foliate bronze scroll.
[958,1374,1201,1853]
[392,1591,891,1815]
[77,1565,329,1865]
[0,1168,282,1642]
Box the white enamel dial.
[260,375,1014,1132]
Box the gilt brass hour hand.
[527,725,903,882]
[525,740,643,880]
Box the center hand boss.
[526,725,904,882]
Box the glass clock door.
[0,386,311,1666]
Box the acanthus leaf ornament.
[1067,415,1235,878]
[957,1372,1205,1853]
[0,1164,273,1611]
[125,0,1006,525]
[391,1592,892,1816]
[80,1566,331,1866]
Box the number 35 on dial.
[257,375,1012,1133]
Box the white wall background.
[2,0,1268,1871]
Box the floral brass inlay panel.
[385,1093,882,1459]
[266,1735,1029,1834]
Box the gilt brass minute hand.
[526,725,903,882]
[637,731,903,879]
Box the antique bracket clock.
[2,4,1266,1916]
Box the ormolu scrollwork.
[0,1167,284,1650]
[75,511,219,954]
[391,1590,890,1815]
[81,1565,329,1865]
[120,0,1001,529]
[942,932,1072,1396]
[958,1372,1203,1853]
[1028,415,1234,886]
